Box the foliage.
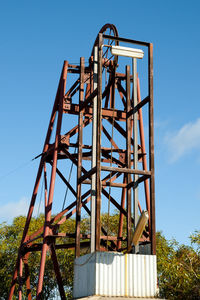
[157,231,200,299]
[0,214,200,299]
[0,215,75,299]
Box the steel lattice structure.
[8,24,155,299]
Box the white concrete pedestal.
[75,297,161,300]
[73,252,158,299]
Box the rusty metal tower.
[8,24,156,299]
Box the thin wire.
[0,159,34,182]
[102,55,115,75]
[102,29,114,59]
[62,144,77,211]
[0,104,58,182]
[105,55,114,63]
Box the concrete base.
[75,297,161,300]
[73,252,158,298]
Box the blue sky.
[1,0,200,246]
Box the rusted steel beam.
[101,165,151,176]
[83,170,121,186]
[68,143,141,155]
[39,118,93,162]
[36,61,68,299]
[95,33,103,251]
[26,191,91,243]
[18,256,23,300]
[126,65,132,248]
[49,162,77,197]
[85,80,91,99]
[63,116,92,139]
[102,125,118,150]
[102,188,128,219]
[46,232,125,242]
[78,167,96,184]
[9,26,156,298]
[23,254,32,300]
[116,80,126,107]
[80,87,97,110]
[104,74,111,108]
[117,175,126,250]
[103,34,149,47]
[8,253,20,299]
[115,72,126,78]
[103,181,126,188]
[101,170,121,183]
[75,57,84,258]
[101,151,125,167]
[47,147,145,164]
[30,165,119,242]
[116,80,126,97]
[110,68,116,109]
[137,76,150,218]
[127,174,150,189]
[127,95,149,118]
[43,163,48,217]
[27,191,91,242]
[148,43,156,255]
[63,103,127,120]
[68,64,80,69]
[50,244,66,300]
[83,180,126,188]
[8,60,67,300]
[65,78,80,99]
[26,241,91,252]
[56,195,91,227]
[105,117,140,147]
[133,57,139,254]
[62,148,87,174]
[103,74,113,105]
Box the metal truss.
[8,24,155,299]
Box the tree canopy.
[0,215,200,299]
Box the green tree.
[0,215,75,299]
[1,215,200,299]
[157,231,200,299]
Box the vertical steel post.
[126,65,132,248]
[148,43,156,255]
[95,33,103,251]
[91,47,98,253]
[133,58,139,253]
[75,57,84,257]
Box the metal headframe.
[8,23,155,299]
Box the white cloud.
[165,118,200,162]
[0,197,30,223]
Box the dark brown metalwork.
[8,24,155,298]
[75,57,84,258]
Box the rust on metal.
[8,24,155,299]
